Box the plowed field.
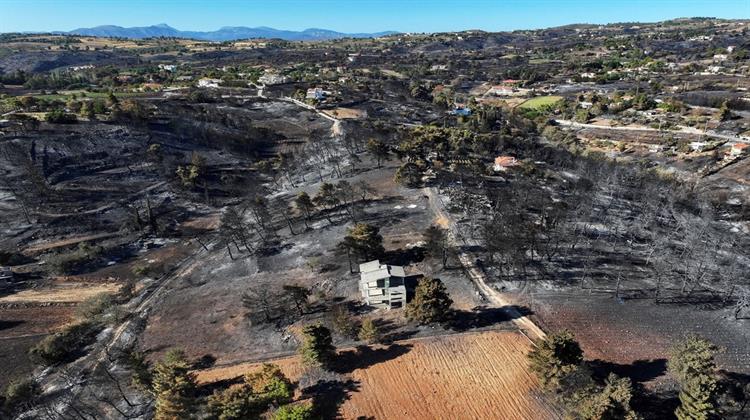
[197,330,561,420]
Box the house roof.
[732,143,749,149]
[359,260,406,282]
[359,260,381,272]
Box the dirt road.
[424,186,546,341]
[554,119,750,144]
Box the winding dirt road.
[424,186,546,341]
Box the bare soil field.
[197,330,561,420]
[0,305,75,338]
[530,293,750,383]
[0,306,76,388]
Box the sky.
[1,0,749,34]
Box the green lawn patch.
[518,95,563,110]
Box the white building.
[197,78,221,88]
[158,64,177,72]
[258,73,289,85]
[306,87,327,101]
[359,260,407,309]
[486,85,515,96]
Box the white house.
[258,73,289,85]
[197,78,221,88]
[306,87,327,101]
[359,260,407,309]
[690,141,708,152]
[486,85,515,96]
[158,64,177,72]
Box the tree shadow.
[588,358,667,384]
[587,358,676,420]
[333,343,413,374]
[443,305,533,332]
[0,320,24,331]
[304,379,361,419]
[717,370,750,417]
[382,246,425,267]
[196,375,245,397]
[374,318,419,343]
[632,386,679,420]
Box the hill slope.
[66,23,397,41]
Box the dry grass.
[22,232,119,254]
[196,331,561,420]
[0,282,120,304]
[322,108,367,119]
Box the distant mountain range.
[62,23,397,41]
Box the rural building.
[197,78,221,88]
[689,141,710,152]
[493,155,519,172]
[258,73,289,85]
[359,260,407,309]
[487,85,516,96]
[450,103,471,116]
[158,64,177,72]
[306,87,327,101]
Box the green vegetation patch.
[518,95,563,110]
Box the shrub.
[29,320,100,366]
[394,162,423,187]
[46,242,103,275]
[328,304,357,339]
[358,318,381,344]
[245,364,293,405]
[207,363,293,420]
[273,402,315,420]
[45,109,77,124]
[3,378,39,414]
[75,292,114,320]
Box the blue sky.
[1,0,748,33]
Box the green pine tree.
[527,330,583,391]
[358,318,381,344]
[152,349,197,420]
[299,324,336,369]
[405,277,453,324]
[668,336,719,420]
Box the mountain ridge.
[63,23,398,41]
